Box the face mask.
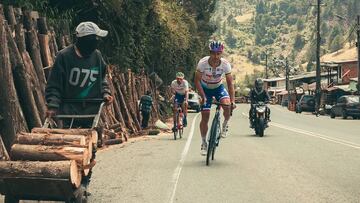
[76,35,98,57]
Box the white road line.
[169,113,200,203]
[241,112,360,149]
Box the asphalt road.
[2,104,360,203]
[87,104,360,203]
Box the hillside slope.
[211,0,359,85]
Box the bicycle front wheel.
[211,118,221,160]
[173,130,177,140]
[179,128,183,139]
[174,112,179,140]
[206,115,219,165]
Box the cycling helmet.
[209,41,224,52]
[176,72,185,79]
[255,78,264,92]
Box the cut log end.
[70,160,81,188]
[91,130,98,145]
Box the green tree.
[296,19,304,30]
[256,0,266,14]
[294,34,305,50]
[330,35,343,52]
[225,31,237,48]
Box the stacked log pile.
[0,4,165,153]
[0,127,98,190]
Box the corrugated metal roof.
[263,77,285,82]
[321,46,357,63]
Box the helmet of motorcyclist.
[209,41,224,53]
[254,78,264,93]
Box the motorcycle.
[253,101,269,137]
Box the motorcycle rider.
[249,78,271,128]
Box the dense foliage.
[1,0,217,84]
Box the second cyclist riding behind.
[171,72,189,132]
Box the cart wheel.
[4,195,19,203]
[67,186,88,203]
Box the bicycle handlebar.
[212,102,234,116]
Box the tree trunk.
[10,144,90,166]
[26,29,46,93]
[31,127,93,136]
[22,50,47,122]
[104,138,122,145]
[103,129,117,139]
[48,27,58,63]
[113,75,135,132]
[56,35,66,50]
[4,6,16,29]
[38,34,53,68]
[23,10,35,31]
[37,17,48,34]
[0,135,10,161]
[7,22,42,129]
[15,24,26,52]
[0,160,81,188]
[0,14,28,151]
[16,133,87,146]
[106,68,126,129]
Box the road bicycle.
[206,102,232,166]
[173,105,183,140]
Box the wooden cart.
[0,100,105,203]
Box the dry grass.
[225,53,264,82]
[235,12,253,24]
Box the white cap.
[75,22,108,38]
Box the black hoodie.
[45,45,111,115]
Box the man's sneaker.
[200,143,207,156]
[221,125,229,138]
[183,117,187,127]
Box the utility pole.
[265,53,268,79]
[357,15,360,95]
[285,58,289,91]
[315,0,321,114]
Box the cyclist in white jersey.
[194,41,236,155]
[171,72,189,130]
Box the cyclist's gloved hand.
[200,95,206,105]
[104,94,114,105]
[231,103,237,109]
[46,108,57,118]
